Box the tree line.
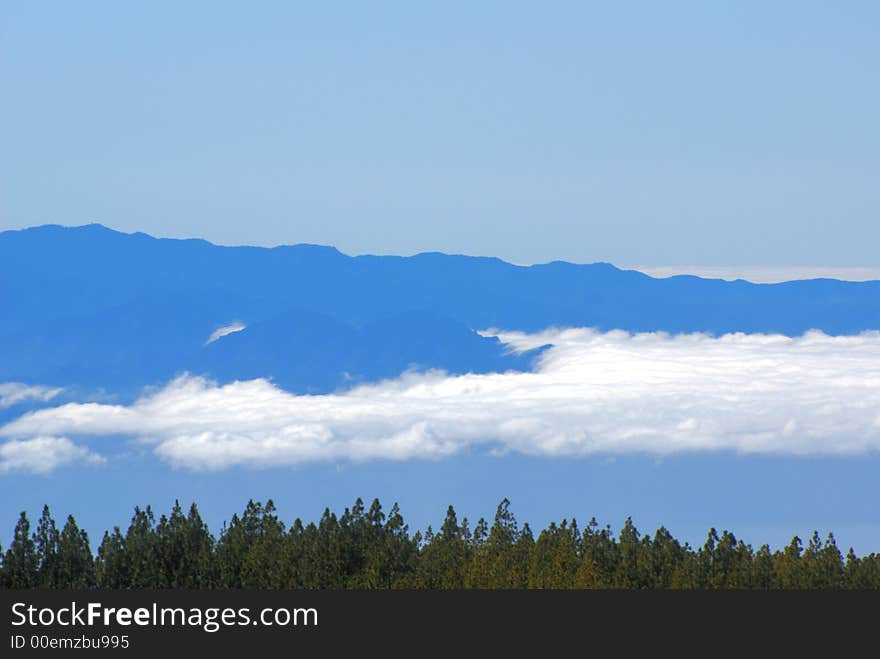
[1,498,878,589]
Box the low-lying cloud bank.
[2,328,880,472]
[629,265,880,284]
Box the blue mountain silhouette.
[2,224,878,396]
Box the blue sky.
[6,451,880,556]
[2,2,879,266]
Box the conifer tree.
[298,508,345,588]
[477,499,520,588]
[3,512,38,589]
[751,544,774,589]
[577,518,615,588]
[241,500,287,588]
[155,501,215,588]
[57,515,96,588]
[34,505,60,588]
[615,517,642,588]
[814,533,844,589]
[95,527,127,588]
[124,506,160,588]
[382,502,416,588]
[774,536,805,589]
[511,522,534,589]
[647,527,682,589]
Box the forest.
[1,498,878,589]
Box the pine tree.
[577,518,615,588]
[356,498,387,588]
[615,517,642,589]
[511,522,534,589]
[774,536,805,589]
[814,533,844,589]
[283,518,306,588]
[465,518,488,587]
[382,502,416,588]
[241,500,287,588]
[420,505,469,589]
[476,499,521,588]
[155,501,215,588]
[729,540,755,589]
[670,545,702,589]
[124,506,160,588]
[34,505,60,588]
[216,500,268,588]
[4,512,38,588]
[751,544,774,589]
[843,548,864,589]
[57,516,96,588]
[648,527,683,589]
[298,508,345,588]
[95,527,127,588]
[710,530,739,589]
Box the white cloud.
[2,328,880,470]
[205,322,246,345]
[627,265,880,284]
[0,382,62,409]
[0,436,105,474]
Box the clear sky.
[2,2,878,266]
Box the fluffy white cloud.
[0,436,105,474]
[2,328,880,471]
[0,382,62,409]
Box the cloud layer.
[0,436,104,474]
[0,382,62,409]
[2,328,880,471]
[629,265,880,284]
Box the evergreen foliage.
[2,500,878,589]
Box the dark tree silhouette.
[2,499,878,590]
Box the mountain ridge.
[2,223,879,398]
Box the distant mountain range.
[2,224,879,398]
